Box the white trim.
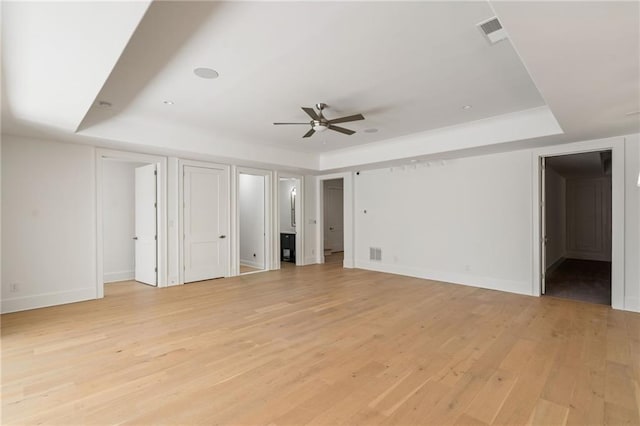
[96,149,168,299]
[235,167,273,276]
[274,172,305,269]
[104,270,135,283]
[531,136,625,310]
[240,259,264,269]
[354,261,531,296]
[316,172,354,268]
[178,159,231,284]
[2,287,97,314]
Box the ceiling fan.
[274,103,365,138]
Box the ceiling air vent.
[477,17,508,44]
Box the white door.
[540,157,546,295]
[134,164,157,286]
[184,165,228,282]
[324,185,344,253]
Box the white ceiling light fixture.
[462,105,472,110]
[194,67,219,79]
[163,100,174,105]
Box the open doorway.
[238,171,269,274]
[279,176,302,269]
[102,159,158,288]
[542,150,612,305]
[322,178,344,264]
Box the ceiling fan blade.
[328,125,355,135]
[302,107,320,120]
[273,122,310,125]
[327,113,365,124]
[303,128,315,138]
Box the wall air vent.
[477,17,508,44]
[369,247,382,262]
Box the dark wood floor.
[545,259,611,306]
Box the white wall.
[1,134,97,312]
[355,152,534,295]
[351,135,640,312]
[545,167,566,268]
[624,134,640,312]
[279,179,297,234]
[102,160,146,282]
[239,173,265,269]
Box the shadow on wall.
[77,1,222,131]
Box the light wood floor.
[2,263,639,425]
[240,264,264,274]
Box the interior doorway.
[235,168,271,275]
[278,176,302,269]
[101,159,158,288]
[322,178,344,264]
[542,150,612,305]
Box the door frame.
[178,159,231,284]
[274,173,305,269]
[233,167,273,275]
[531,136,625,309]
[317,172,354,268]
[96,149,167,299]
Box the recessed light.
[194,67,219,79]
[462,105,472,110]
[364,128,378,133]
[625,110,640,116]
[163,100,174,105]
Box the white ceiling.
[79,1,545,153]
[2,1,638,172]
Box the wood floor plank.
[1,263,638,425]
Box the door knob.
[329,227,334,231]
[219,235,226,239]
[133,237,138,240]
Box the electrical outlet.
[9,283,20,293]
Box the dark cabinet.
[281,233,296,263]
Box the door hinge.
[155,235,157,241]
[154,170,157,176]
[155,267,158,272]
[154,202,157,208]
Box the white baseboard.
[240,259,265,269]
[545,257,566,274]
[1,287,97,314]
[104,270,134,283]
[304,255,320,265]
[565,252,611,262]
[624,297,640,313]
[354,260,532,296]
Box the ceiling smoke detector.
[477,16,508,44]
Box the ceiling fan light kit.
[274,103,365,138]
